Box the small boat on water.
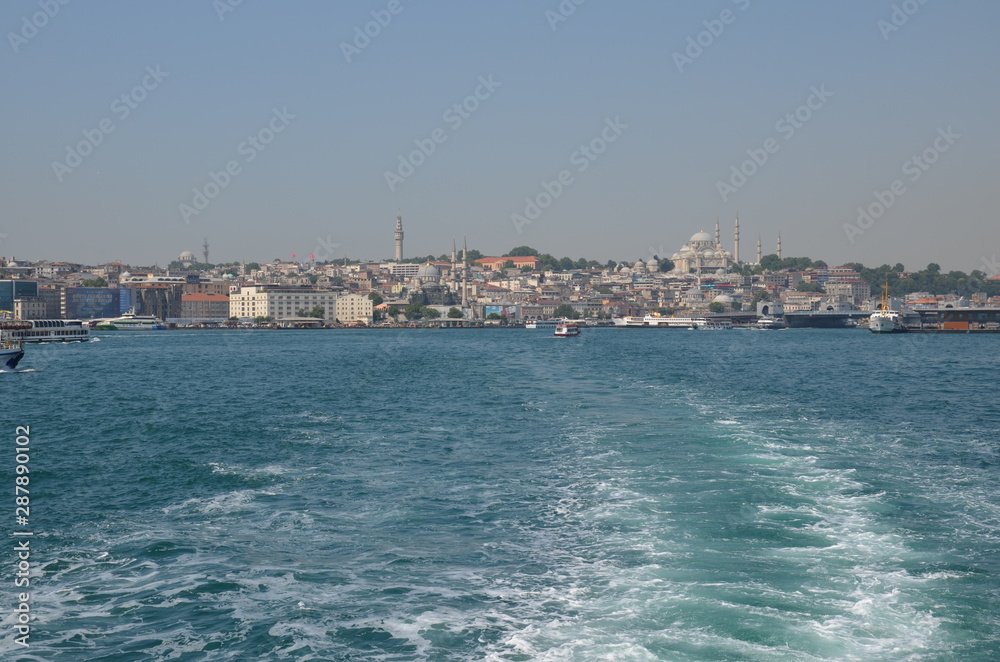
[554,322,581,337]
[96,310,167,330]
[0,321,27,370]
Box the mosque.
[670,229,735,275]
[669,216,781,275]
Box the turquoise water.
[4,328,1000,660]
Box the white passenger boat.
[554,322,581,337]
[96,310,167,330]
[613,313,731,329]
[525,319,560,329]
[4,319,90,343]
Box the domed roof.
[416,263,440,279]
[702,250,716,258]
[633,259,646,271]
[690,230,712,242]
[647,260,660,272]
[179,250,196,260]
[713,293,733,303]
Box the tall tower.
[715,218,721,246]
[394,215,404,261]
[777,232,782,259]
[734,214,740,264]
[202,237,209,265]
[756,235,762,264]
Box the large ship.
[96,310,167,331]
[4,319,90,343]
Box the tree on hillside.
[368,292,384,306]
[81,277,108,287]
[447,307,463,318]
[708,301,725,313]
[553,304,580,319]
[505,246,540,257]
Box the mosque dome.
[647,260,660,273]
[690,231,712,243]
[633,259,646,271]
[179,250,196,261]
[416,263,441,279]
[713,293,733,304]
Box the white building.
[671,230,736,275]
[335,293,374,324]
[229,286,338,322]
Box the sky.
[2,0,999,273]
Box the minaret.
[202,237,209,265]
[756,235,762,264]
[461,235,470,313]
[777,232,782,259]
[733,214,740,264]
[451,238,457,290]
[394,215,404,261]
[715,218,721,247]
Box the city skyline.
[4,1,999,272]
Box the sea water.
[3,328,999,660]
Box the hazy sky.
[3,1,998,272]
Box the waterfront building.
[14,297,48,320]
[229,286,338,322]
[61,287,120,319]
[180,293,230,320]
[335,293,374,325]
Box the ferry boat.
[870,284,907,334]
[525,319,560,329]
[554,322,581,337]
[696,319,733,330]
[96,310,167,331]
[613,313,731,329]
[3,319,90,343]
[0,321,27,370]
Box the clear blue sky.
[2,0,998,272]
